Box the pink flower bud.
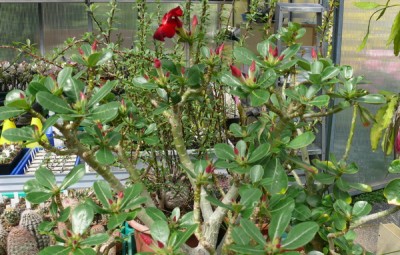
[157,241,164,248]
[230,65,242,79]
[117,191,124,199]
[108,199,113,205]
[205,164,215,174]
[19,93,25,99]
[249,60,256,73]
[80,91,86,101]
[140,233,153,245]
[234,147,239,156]
[215,44,224,56]
[143,74,149,80]
[311,48,318,60]
[192,15,198,30]
[79,48,84,56]
[91,40,98,52]
[395,130,400,153]
[97,122,103,131]
[181,67,185,75]
[154,58,161,69]
[165,71,170,78]
[269,46,278,58]
[277,55,285,62]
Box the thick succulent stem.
[342,104,358,162]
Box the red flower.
[205,163,215,174]
[154,58,161,69]
[153,7,183,41]
[192,15,198,30]
[215,44,224,56]
[269,46,278,58]
[395,130,400,153]
[91,40,98,52]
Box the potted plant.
[0,1,400,255]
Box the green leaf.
[308,95,330,108]
[36,92,74,114]
[71,204,94,235]
[250,165,264,183]
[348,182,372,192]
[257,40,271,57]
[248,143,270,163]
[288,132,315,149]
[229,123,243,137]
[293,204,312,221]
[258,68,277,88]
[206,195,233,210]
[240,218,267,245]
[28,81,51,96]
[262,158,288,194]
[95,147,115,165]
[173,224,198,249]
[35,167,56,190]
[249,89,270,107]
[39,246,71,255]
[60,164,85,190]
[281,44,301,59]
[96,50,113,66]
[333,200,352,217]
[88,80,117,107]
[229,245,265,255]
[240,188,262,208]
[0,106,26,120]
[384,179,400,205]
[352,201,372,217]
[120,184,144,209]
[314,173,336,185]
[233,47,262,65]
[214,143,235,161]
[220,73,242,87]
[81,233,109,246]
[89,102,119,122]
[269,209,292,241]
[93,180,112,208]
[354,2,380,9]
[63,77,84,102]
[281,222,319,249]
[356,94,386,104]
[3,127,35,142]
[231,226,251,245]
[145,207,168,222]
[321,66,340,81]
[389,159,400,173]
[26,191,52,204]
[42,115,60,134]
[57,207,71,222]
[132,77,158,89]
[74,248,96,255]
[107,213,128,229]
[150,220,170,245]
[57,67,73,87]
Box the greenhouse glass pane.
[92,3,136,48]
[331,0,400,187]
[42,3,88,54]
[0,3,39,60]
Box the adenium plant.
[1,3,400,255]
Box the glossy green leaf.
[88,80,117,107]
[121,184,144,210]
[257,40,271,57]
[240,218,267,245]
[220,73,242,87]
[269,209,292,241]
[173,224,198,249]
[249,165,264,183]
[36,92,74,114]
[352,201,372,217]
[107,213,128,229]
[39,246,71,255]
[356,94,386,104]
[206,195,233,210]
[28,81,51,96]
[57,67,73,87]
[35,167,56,190]
[26,191,53,204]
[248,143,270,163]
[57,207,71,222]
[229,245,265,255]
[89,101,119,122]
[249,89,270,107]
[95,147,115,165]
[314,173,335,185]
[0,106,26,120]
[63,77,84,102]
[258,68,277,88]
[214,143,235,161]
[42,115,60,134]
[240,187,262,207]
[132,77,158,89]
[280,44,301,59]
[150,220,170,245]
[93,180,112,208]
[80,233,109,246]
[3,127,35,142]
[293,204,312,221]
[262,158,288,194]
[387,11,400,56]
[231,226,251,245]
[282,222,319,249]
[308,95,330,108]
[75,248,96,255]
[389,159,400,173]
[321,66,340,81]
[333,200,352,217]
[233,47,262,65]
[71,204,94,235]
[288,132,315,149]
[384,179,400,205]
[348,182,372,192]
[60,164,85,190]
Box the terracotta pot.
[127,220,199,252]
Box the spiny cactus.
[0,223,7,255]
[19,210,50,250]
[7,226,38,255]
[2,207,20,227]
